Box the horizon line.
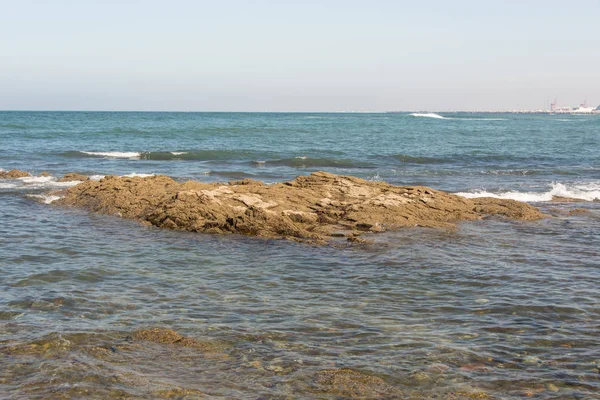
[3,109,598,114]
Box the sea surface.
[1,111,599,399]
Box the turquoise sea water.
[1,111,599,398]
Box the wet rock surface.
[58,172,89,182]
[55,171,546,243]
[0,169,31,178]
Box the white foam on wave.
[456,182,600,202]
[253,160,266,165]
[19,175,54,184]
[81,151,141,159]
[28,194,63,204]
[170,152,188,156]
[295,156,308,160]
[410,113,447,119]
[123,173,155,178]
[17,175,82,189]
[0,182,18,189]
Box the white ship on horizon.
[550,98,599,114]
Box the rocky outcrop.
[0,169,31,178]
[56,172,545,243]
[58,173,89,182]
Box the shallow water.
[1,112,600,398]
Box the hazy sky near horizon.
[1,0,599,111]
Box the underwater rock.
[55,171,546,243]
[132,328,222,352]
[313,368,398,398]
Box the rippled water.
[1,112,600,398]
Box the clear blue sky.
[1,0,598,111]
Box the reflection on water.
[1,197,599,398]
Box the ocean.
[1,111,599,399]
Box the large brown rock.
[58,172,89,182]
[0,169,31,179]
[55,172,546,243]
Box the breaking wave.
[27,194,62,204]
[456,182,600,202]
[79,151,141,159]
[67,150,273,162]
[409,113,506,121]
[410,113,447,119]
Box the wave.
[205,170,257,179]
[66,150,274,162]
[410,113,447,119]
[482,169,538,176]
[457,117,507,121]
[0,182,18,189]
[259,157,375,169]
[456,182,600,202]
[27,194,62,204]
[80,151,141,159]
[0,123,30,129]
[18,175,82,189]
[123,173,155,178]
[391,154,449,164]
[409,113,506,121]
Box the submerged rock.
[313,368,398,398]
[55,171,546,243]
[0,169,31,178]
[132,328,222,352]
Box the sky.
[1,0,599,111]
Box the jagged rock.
[55,172,546,243]
[0,169,31,179]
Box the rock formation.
[58,172,89,182]
[56,171,545,243]
[0,169,31,178]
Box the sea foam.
[81,151,141,159]
[456,182,600,202]
[123,173,155,178]
[28,194,62,204]
[410,113,447,119]
[17,175,82,189]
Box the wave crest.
[410,113,446,119]
[456,182,600,202]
